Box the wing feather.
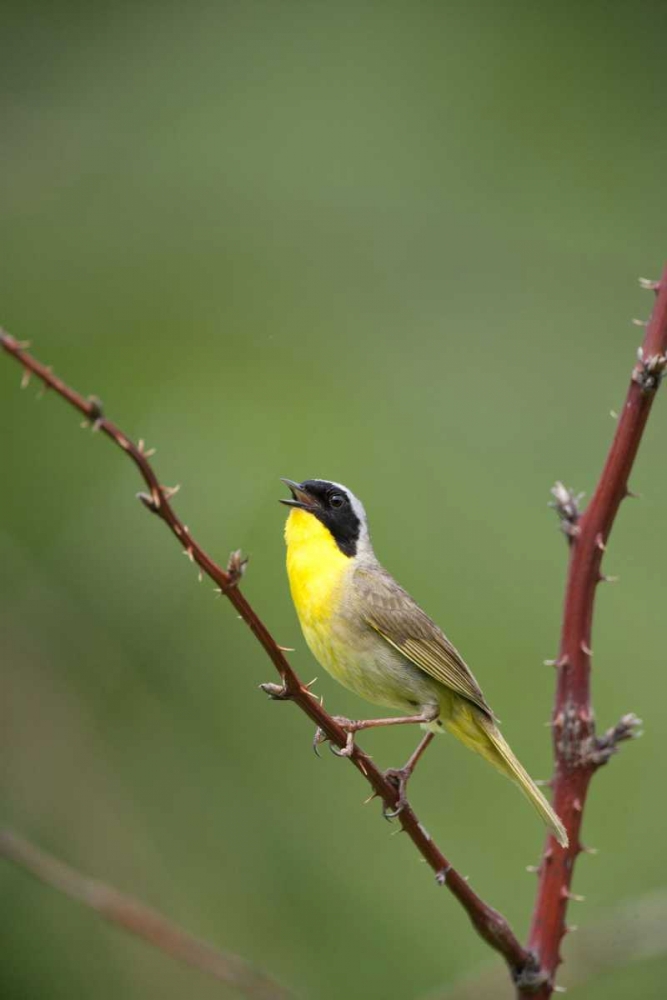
[354,565,493,719]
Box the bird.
[280,477,568,847]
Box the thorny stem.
[0,830,291,1000]
[524,266,667,998]
[0,330,532,978]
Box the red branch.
[0,330,534,980]
[524,267,667,997]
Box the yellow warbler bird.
[280,478,567,846]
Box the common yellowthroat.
[281,478,567,846]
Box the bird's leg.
[383,730,435,819]
[313,705,439,761]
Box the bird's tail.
[445,705,568,847]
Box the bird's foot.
[380,730,434,816]
[382,766,412,819]
[312,716,358,758]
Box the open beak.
[280,478,320,510]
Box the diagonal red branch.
[523,267,667,997]
[1,329,534,980]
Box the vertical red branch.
[524,268,667,997]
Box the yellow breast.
[284,506,430,711]
[285,508,350,623]
[284,508,351,671]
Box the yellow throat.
[284,508,351,629]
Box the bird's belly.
[302,617,439,713]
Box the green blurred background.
[2,2,667,997]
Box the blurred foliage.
[2,2,667,998]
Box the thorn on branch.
[79,395,105,430]
[588,712,643,766]
[561,889,585,902]
[136,491,161,514]
[138,439,157,458]
[161,483,181,501]
[638,276,660,294]
[435,865,452,886]
[0,330,32,350]
[88,395,104,429]
[632,347,667,393]
[226,549,248,587]
[549,482,584,541]
[35,369,52,399]
[544,654,569,670]
[259,680,292,701]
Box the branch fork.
[586,712,643,767]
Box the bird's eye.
[329,492,345,509]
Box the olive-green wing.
[354,565,494,719]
